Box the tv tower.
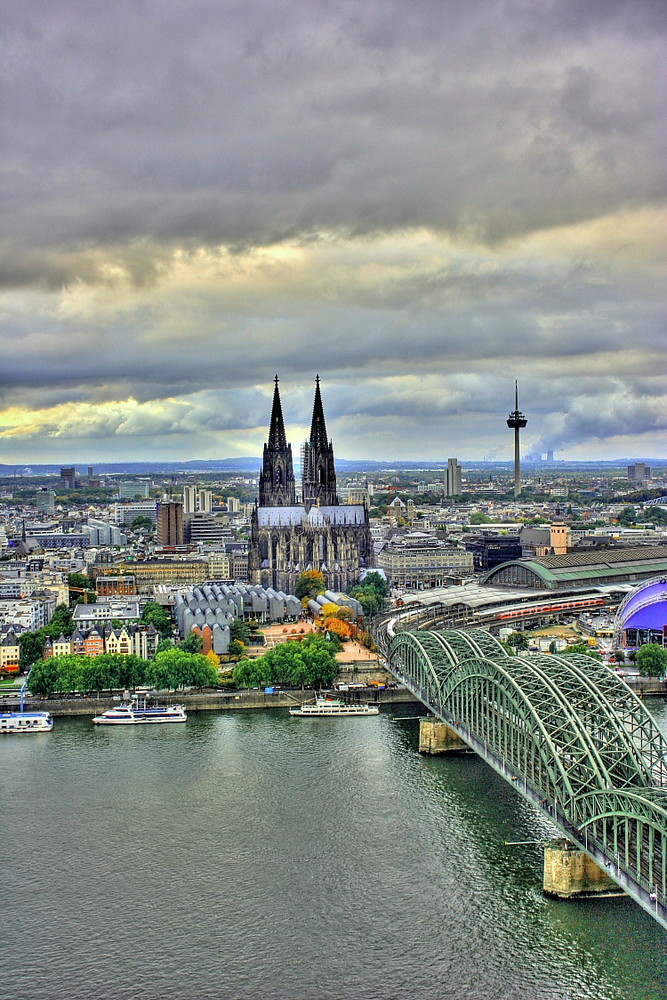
[507,381,527,498]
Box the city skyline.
[2,1,665,465]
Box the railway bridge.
[374,617,667,930]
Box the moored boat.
[93,691,187,725]
[289,697,379,717]
[0,711,54,734]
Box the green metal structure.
[385,625,667,929]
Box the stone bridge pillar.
[543,838,621,898]
[419,716,468,754]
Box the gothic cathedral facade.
[250,376,373,593]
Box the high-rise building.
[156,501,184,546]
[628,463,650,483]
[117,479,151,500]
[183,486,198,514]
[60,467,76,489]
[198,489,213,514]
[35,489,56,514]
[184,486,213,514]
[445,458,462,497]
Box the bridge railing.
[385,626,667,931]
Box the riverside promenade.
[11,684,418,718]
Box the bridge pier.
[419,716,468,754]
[543,838,622,899]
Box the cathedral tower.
[302,375,337,509]
[258,375,296,506]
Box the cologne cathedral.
[249,376,373,593]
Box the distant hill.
[0,457,663,477]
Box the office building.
[156,501,184,546]
[60,467,76,489]
[628,463,651,483]
[445,458,462,497]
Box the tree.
[180,631,204,653]
[207,650,221,671]
[470,512,492,525]
[67,572,96,607]
[613,650,626,664]
[140,601,173,640]
[617,506,637,527]
[231,632,340,690]
[361,572,389,598]
[228,639,245,658]
[636,644,667,678]
[41,604,74,639]
[324,618,351,640]
[146,649,218,689]
[19,632,46,669]
[506,632,529,652]
[353,590,382,618]
[295,570,327,600]
[561,643,602,661]
[230,620,251,645]
[26,657,60,696]
[130,515,154,532]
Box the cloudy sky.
[2,0,665,465]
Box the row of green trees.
[28,648,219,697]
[232,633,341,689]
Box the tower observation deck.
[507,381,527,498]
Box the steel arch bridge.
[383,624,667,929]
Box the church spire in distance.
[302,374,337,510]
[259,375,296,506]
[309,374,328,451]
[267,374,288,452]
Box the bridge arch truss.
[386,627,667,928]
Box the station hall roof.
[481,546,667,588]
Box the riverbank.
[7,686,420,717]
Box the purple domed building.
[614,577,667,650]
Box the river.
[2,699,666,1000]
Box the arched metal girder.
[527,652,667,790]
[576,788,667,894]
[388,628,667,810]
[387,626,667,920]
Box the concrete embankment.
[15,687,420,718]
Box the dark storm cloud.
[3,0,666,287]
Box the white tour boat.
[289,697,379,717]
[0,711,54,734]
[92,692,187,726]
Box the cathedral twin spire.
[259,375,337,509]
